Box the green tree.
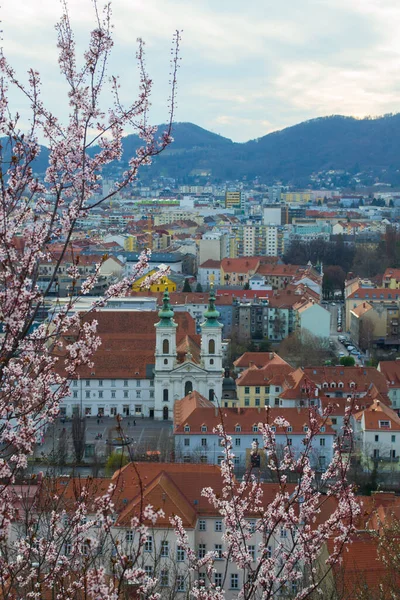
[339,356,355,367]
[258,338,271,352]
[195,282,203,292]
[182,278,192,292]
[105,451,129,475]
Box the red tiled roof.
[304,366,389,400]
[199,259,221,269]
[174,403,335,435]
[236,362,295,387]
[347,287,398,301]
[221,257,260,273]
[233,352,290,369]
[354,399,400,431]
[378,360,400,388]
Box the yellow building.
[124,235,137,252]
[131,269,177,293]
[225,191,242,209]
[383,268,400,289]
[281,191,312,203]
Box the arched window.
[185,381,193,396]
[163,339,169,354]
[209,389,215,402]
[163,389,169,403]
[208,339,215,354]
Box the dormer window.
[271,426,276,432]
[184,424,190,432]
[379,420,391,429]
[330,382,336,388]
[253,425,258,433]
[338,382,344,388]
[201,424,207,432]
[304,426,309,433]
[235,425,241,432]
[287,426,292,433]
[349,382,355,388]
[320,426,325,432]
[322,382,328,388]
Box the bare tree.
[72,414,86,464]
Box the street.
[326,302,364,365]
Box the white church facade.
[153,289,223,420]
[58,290,224,421]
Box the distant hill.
[116,115,400,184]
[24,114,400,184]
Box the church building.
[154,289,223,420]
[57,290,224,421]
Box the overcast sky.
[3,0,400,142]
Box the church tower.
[200,287,223,402]
[154,290,177,420]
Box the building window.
[235,425,241,432]
[209,339,215,354]
[320,438,325,447]
[230,574,239,589]
[304,426,309,433]
[198,519,206,531]
[198,544,206,558]
[266,545,272,558]
[280,528,287,538]
[73,380,78,387]
[125,530,133,542]
[73,391,78,398]
[255,398,260,406]
[391,449,396,459]
[264,386,270,394]
[85,391,90,398]
[245,387,250,394]
[160,569,169,587]
[200,455,207,463]
[160,540,169,557]
[214,573,222,588]
[201,438,207,447]
[248,545,255,560]
[287,438,292,446]
[209,389,215,402]
[176,546,185,562]
[144,536,153,552]
[248,521,256,534]
[144,566,153,577]
[136,380,141,387]
[374,449,379,459]
[124,391,129,398]
[150,390,154,398]
[184,438,190,446]
[375,435,379,442]
[235,438,241,446]
[163,389,169,403]
[392,435,396,443]
[136,390,141,398]
[111,379,116,386]
[245,398,250,407]
[379,420,390,428]
[163,339,169,354]
[253,425,258,432]
[184,424,190,432]
[215,544,223,559]
[215,520,222,532]
[98,380,103,387]
[176,575,185,592]
[85,380,90,387]
[185,381,193,396]
[111,391,116,399]
[201,425,207,432]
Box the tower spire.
[202,287,221,327]
[156,288,175,327]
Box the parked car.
[350,349,359,355]
[339,352,346,357]
[347,346,355,351]
[337,327,342,332]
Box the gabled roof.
[304,366,389,400]
[378,360,400,388]
[199,259,221,269]
[173,405,335,435]
[354,400,400,431]
[221,257,260,273]
[236,362,295,387]
[233,352,290,370]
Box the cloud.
[2,0,400,142]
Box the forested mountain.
[27,114,400,184]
